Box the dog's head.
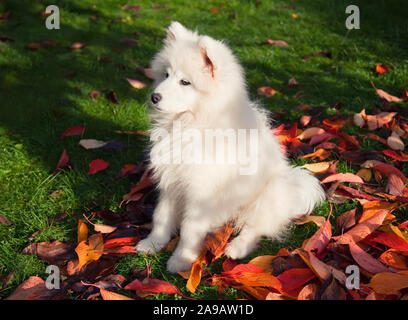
[149,22,245,115]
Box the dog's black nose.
[151,93,162,104]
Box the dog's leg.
[136,192,180,254]
[225,225,260,260]
[166,206,212,273]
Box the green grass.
[0,0,407,299]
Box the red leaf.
[53,149,70,174]
[88,159,109,175]
[60,126,86,139]
[348,241,393,274]
[124,278,185,297]
[104,237,140,249]
[303,205,332,256]
[373,163,407,184]
[334,210,389,244]
[257,86,277,97]
[364,231,408,252]
[376,64,390,75]
[277,268,315,292]
[382,149,408,162]
[321,173,364,184]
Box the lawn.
[0,0,407,299]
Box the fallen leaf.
[60,126,86,139]
[267,39,289,47]
[379,250,408,269]
[22,241,75,265]
[368,272,408,294]
[257,86,278,97]
[53,149,70,174]
[376,64,390,74]
[88,159,109,175]
[321,173,364,184]
[75,233,104,270]
[79,139,107,150]
[126,78,147,89]
[382,149,408,162]
[386,174,404,196]
[277,268,315,293]
[69,42,87,50]
[387,132,405,151]
[334,210,389,244]
[371,81,403,103]
[100,288,134,300]
[297,283,318,300]
[348,240,393,274]
[297,127,325,140]
[78,220,88,243]
[293,215,326,228]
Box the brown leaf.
[22,241,75,265]
[106,90,119,105]
[368,272,408,294]
[0,214,12,225]
[386,174,405,196]
[267,39,289,47]
[317,276,346,300]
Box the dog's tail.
[290,167,326,215]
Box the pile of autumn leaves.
[5,81,408,300]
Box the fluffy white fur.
[136,22,325,273]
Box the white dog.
[136,22,325,273]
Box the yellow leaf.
[368,272,408,294]
[75,233,104,270]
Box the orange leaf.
[267,39,289,47]
[204,222,234,260]
[100,288,134,300]
[368,272,408,294]
[248,255,276,273]
[77,219,88,243]
[186,257,204,293]
[297,127,325,140]
[257,86,277,97]
[126,78,147,89]
[379,250,408,269]
[75,233,104,270]
[299,148,331,160]
[359,201,398,223]
[375,64,390,74]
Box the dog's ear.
[165,21,188,43]
[198,36,216,78]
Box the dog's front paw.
[136,237,164,254]
[166,254,193,273]
[225,239,250,260]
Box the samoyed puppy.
[136,22,325,273]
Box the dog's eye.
[164,72,169,78]
[180,79,191,86]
